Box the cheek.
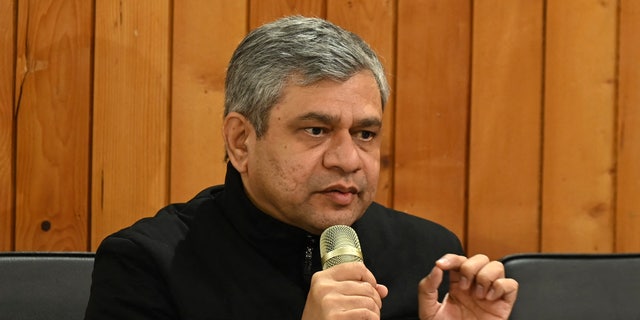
[362,150,381,176]
[266,157,309,193]
[362,154,381,197]
[253,139,314,192]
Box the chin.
[320,214,361,230]
[301,205,367,234]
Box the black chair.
[502,253,640,320]
[0,252,95,320]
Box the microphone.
[319,225,363,270]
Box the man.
[85,16,517,319]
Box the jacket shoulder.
[97,185,224,263]
[360,202,463,254]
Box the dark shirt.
[84,163,463,319]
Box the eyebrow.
[296,112,382,128]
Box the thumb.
[418,266,443,320]
[376,284,389,299]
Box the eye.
[304,127,325,136]
[357,130,377,141]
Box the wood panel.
[249,0,325,28]
[2,1,640,255]
[91,0,171,249]
[467,0,543,259]
[13,0,91,251]
[327,0,396,207]
[542,0,617,252]
[170,1,247,203]
[616,0,640,252]
[0,0,16,251]
[395,0,471,241]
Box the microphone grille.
[320,225,363,269]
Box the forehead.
[272,72,383,121]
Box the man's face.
[241,71,382,235]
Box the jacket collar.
[216,162,322,285]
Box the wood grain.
[170,0,247,202]
[542,0,617,252]
[14,0,91,250]
[0,0,16,251]
[467,0,543,259]
[249,0,325,28]
[395,0,471,241]
[616,0,640,252]
[91,0,170,249]
[327,0,396,207]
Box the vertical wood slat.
[0,0,16,251]
[616,0,640,252]
[91,0,171,249]
[170,0,247,203]
[542,0,617,252]
[467,0,543,259]
[249,0,326,29]
[327,0,396,207]
[14,0,91,251]
[395,0,471,240]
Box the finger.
[336,308,381,319]
[323,262,389,311]
[327,291,383,316]
[485,278,519,303]
[375,284,389,299]
[305,269,384,320]
[418,266,442,298]
[340,281,384,310]
[418,266,443,319]
[319,266,385,310]
[473,260,506,299]
[326,263,383,298]
[314,281,383,318]
[326,262,378,285]
[436,254,490,291]
[434,253,468,270]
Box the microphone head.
[320,225,363,270]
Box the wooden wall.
[1,0,639,259]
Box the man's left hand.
[418,254,519,320]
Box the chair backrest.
[0,252,95,320]
[502,253,640,320]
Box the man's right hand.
[301,262,388,319]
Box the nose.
[322,131,362,174]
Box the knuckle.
[474,253,490,261]
[362,281,376,294]
[354,308,377,320]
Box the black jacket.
[85,164,463,319]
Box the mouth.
[321,185,359,206]
[323,185,359,194]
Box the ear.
[223,112,253,173]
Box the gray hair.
[224,16,390,137]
